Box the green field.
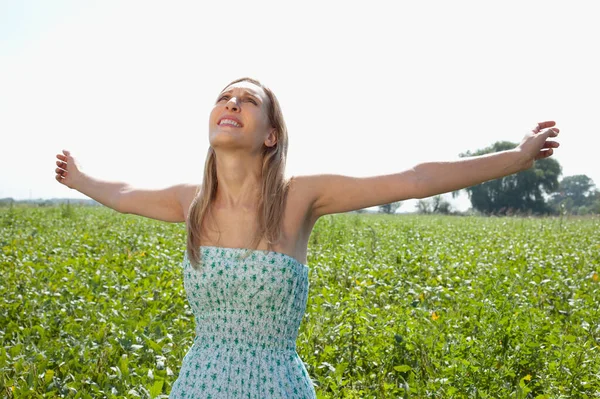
[1,206,599,398]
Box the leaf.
[44,369,54,383]
[146,338,162,353]
[149,380,164,398]
[318,362,336,372]
[564,335,577,343]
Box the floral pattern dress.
[169,246,317,399]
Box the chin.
[209,135,244,150]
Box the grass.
[1,206,599,398]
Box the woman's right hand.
[55,149,85,189]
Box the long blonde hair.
[186,77,291,270]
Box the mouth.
[218,118,243,128]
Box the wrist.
[511,148,533,172]
[70,172,89,191]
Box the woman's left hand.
[516,121,561,170]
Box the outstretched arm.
[298,121,560,219]
[55,149,199,222]
[413,121,560,198]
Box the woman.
[55,77,560,398]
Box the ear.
[264,128,277,148]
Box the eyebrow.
[218,90,262,102]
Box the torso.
[181,177,317,265]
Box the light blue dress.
[169,246,317,399]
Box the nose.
[225,97,240,112]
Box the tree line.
[378,140,599,216]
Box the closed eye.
[217,95,257,105]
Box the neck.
[213,148,263,209]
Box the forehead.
[220,81,267,99]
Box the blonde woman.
[55,77,560,398]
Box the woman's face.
[208,81,276,152]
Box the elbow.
[410,166,427,199]
[116,206,130,215]
[112,187,130,214]
[112,198,127,214]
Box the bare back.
[181,177,317,265]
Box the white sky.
[1,1,598,212]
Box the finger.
[56,160,67,168]
[536,149,554,160]
[533,122,556,133]
[62,149,71,156]
[55,175,63,183]
[543,128,559,137]
[537,121,556,130]
[56,167,66,174]
[543,141,560,149]
[57,154,67,161]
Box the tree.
[550,175,599,214]
[416,199,432,214]
[451,141,562,215]
[431,195,452,214]
[416,195,452,214]
[588,191,600,214]
[379,201,402,214]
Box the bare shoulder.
[286,175,320,208]
[286,174,318,199]
[286,174,337,226]
[179,183,202,220]
[287,172,419,218]
[179,182,201,201]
